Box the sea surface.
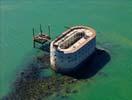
[0,0,132,100]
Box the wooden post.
[40,24,43,35]
[48,25,50,37]
[32,28,35,48]
[33,41,35,48]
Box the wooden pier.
[32,24,51,48]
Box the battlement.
[53,26,96,53]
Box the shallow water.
[1,0,132,99]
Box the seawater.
[0,0,132,99]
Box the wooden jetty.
[32,24,51,48]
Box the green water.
[0,0,132,99]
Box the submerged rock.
[3,47,110,100]
[3,57,79,100]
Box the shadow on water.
[63,48,111,79]
[39,42,50,53]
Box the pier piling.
[32,24,51,48]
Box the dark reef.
[2,54,79,100]
[2,46,110,100]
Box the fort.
[32,25,96,73]
[50,26,96,72]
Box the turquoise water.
[1,0,132,99]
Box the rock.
[72,90,78,93]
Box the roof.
[53,26,96,54]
